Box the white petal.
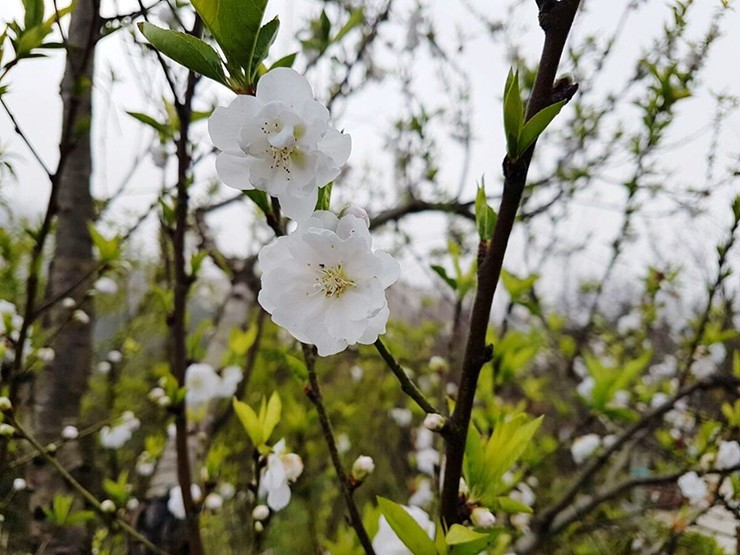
[257,68,314,109]
[318,127,352,166]
[279,188,318,222]
[374,251,401,288]
[209,96,258,153]
[357,304,390,344]
[215,153,255,190]
[266,481,291,512]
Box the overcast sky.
[1,0,739,316]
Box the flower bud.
[97,361,112,374]
[126,498,140,511]
[0,397,12,413]
[0,423,16,437]
[100,499,116,513]
[423,413,446,432]
[61,297,76,309]
[254,521,264,533]
[107,350,123,363]
[61,426,79,440]
[252,504,270,521]
[470,506,496,528]
[428,356,448,372]
[339,205,370,228]
[351,455,375,482]
[12,478,27,491]
[72,310,90,324]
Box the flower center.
[315,263,356,298]
[259,119,298,176]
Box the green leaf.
[333,8,364,43]
[269,52,297,70]
[431,265,457,291]
[446,525,489,545]
[229,326,258,356]
[126,111,169,137]
[262,391,281,443]
[138,22,227,85]
[285,353,309,381]
[87,223,120,263]
[315,183,332,211]
[503,68,523,158]
[500,270,538,300]
[192,0,268,75]
[377,497,437,555]
[233,397,262,446]
[250,17,280,80]
[435,520,448,555]
[518,100,566,156]
[494,496,533,514]
[243,190,271,215]
[475,183,496,241]
[23,0,44,29]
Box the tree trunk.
[28,1,100,552]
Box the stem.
[10,417,168,555]
[302,344,376,554]
[438,0,582,527]
[374,339,439,415]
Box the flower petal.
[209,95,258,153]
[257,68,314,110]
[215,153,255,190]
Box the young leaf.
[503,69,523,158]
[315,183,332,211]
[250,17,280,80]
[262,391,281,443]
[233,398,262,446]
[518,99,567,156]
[377,497,437,555]
[126,111,169,137]
[495,496,533,514]
[243,190,271,215]
[192,0,268,75]
[431,265,457,292]
[269,52,297,70]
[333,8,364,43]
[446,525,489,545]
[23,0,44,29]
[138,22,227,85]
[475,184,496,241]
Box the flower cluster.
[184,363,242,408]
[99,411,141,449]
[209,69,399,357]
[258,439,304,511]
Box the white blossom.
[408,477,433,509]
[185,363,242,408]
[677,471,707,505]
[428,356,448,372]
[61,297,76,309]
[167,484,202,519]
[576,376,594,400]
[373,505,435,555]
[416,448,440,476]
[252,504,270,521]
[258,211,400,356]
[209,68,351,221]
[218,482,236,500]
[12,478,26,491]
[389,407,412,427]
[100,499,116,513]
[36,348,55,363]
[423,413,446,432]
[716,440,740,470]
[94,277,118,295]
[204,493,223,511]
[61,426,79,440]
[259,439,304,511]
[72,310,90,325]
[510,482,536,508]
[0,397,11,412]
[336,432,351,454]
[97,361,112,374]
[571,434,601,465]
[99,412,140,449]
[350,365,364,381]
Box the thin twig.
[374,339,440,415]
[302,344,376,555]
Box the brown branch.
[302,344,375,554]
[438,0,582,527]
[369,199,474,230]
[374,339,440,415]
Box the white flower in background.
[136,452,156,477]
[72,310,90,325]
[107,350,123,363]
[184,363,242,408]
[470,506,496,528]
[258,211,400,356]
[350,365,364,381]
[97,361,112,374]
[94,277,118,295]
[259,439,304,511]
[99,412,140,449]
[678,471,707,505]
[336,433,351,454]
[408,477,433,509]
[61,426,78,440]
[611,389,630,408]
[571,434,601,465]
[150,143,170,168]
[716,440,740,470]
[167,484,202,519]
[373,505,435,555]
[423,413,446,432]
[650,356,677,379]
[389,407,412,427]
[252,504,270,521]
[428,356,448,372]
[61,297,76,309]
[204,493,224,511]
[209,68,351,221]
[616,311,641,334]
[12,478,27,491]
[692,343,725,379]
[0,300,23,335]
[650,392,669,409]
[100,499,116,513]
[126,498,140,512]
[510,482,536,508]
[576,376,594,400]
[573,358,589,378]
[415,448,440,476]
[36,348,55,363]
[218,482,236,500]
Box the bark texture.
[28,1,100,552]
